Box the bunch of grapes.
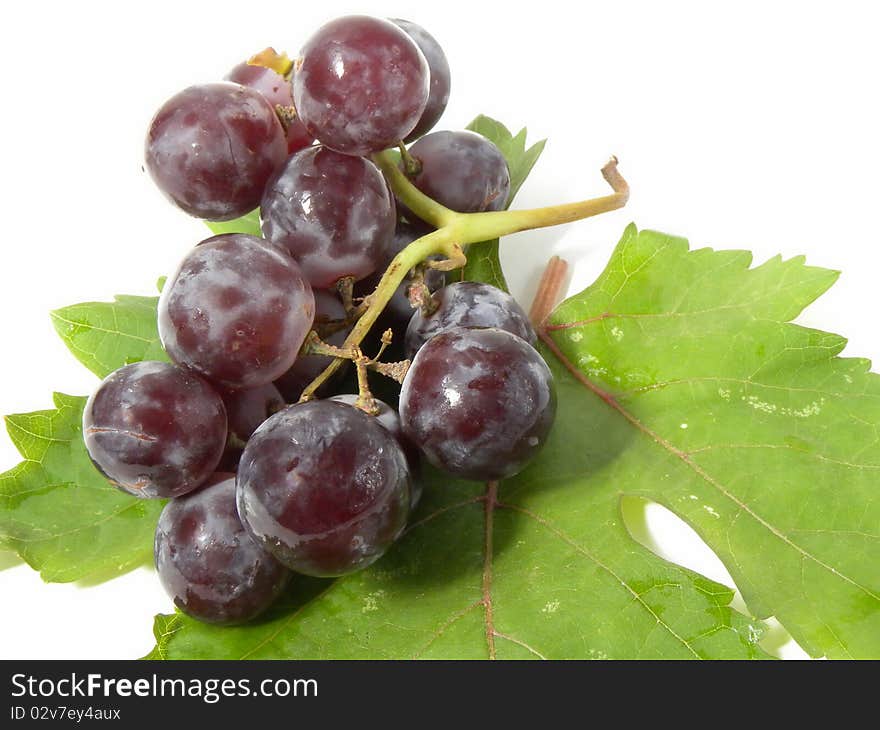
[83,15,556,626]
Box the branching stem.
[298,154,629,400]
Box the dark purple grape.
[261,146,396,288]
[83,361,227,498]
[400,328,556,481]
[224,62,314,155]
[329,394,422,510]
[155,474,289,625]
[405,281,536,358]
[144,83,287,220]
[392,19,451,142]
[403,131,511,215]
[292,15,429,155]
[159,233,315,389]
[237,400,411,577]
[274,289,349,401]
[219,383,286,469]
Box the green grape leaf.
[539,225,879,659]
[460,116,546,291]
[51,295,168,379]
[148,223,880,660]
[0,393,164,582]
[466,115,546,201]
[204,209,262,238]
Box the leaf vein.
[499,500,701,658]
[541,328,880,605]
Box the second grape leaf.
[51,294,169,378]
[147,224,880,660]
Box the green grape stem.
[298,152,629,400]
[398,142,423,177]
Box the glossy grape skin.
[392,19,451,142]
[274,290,349,401]
[144,83,287,220]
[155,474,289,625]
[83,361,227,498]
[261,146,396,288]
[224,62,314,155]
[159,233,315,389]
[329,394,422,510]
[219,383,286,470]
[404,131,511,215]
[237,400,411,577]
[400,328,556,482]
[292,15,429,156]
[405,281,536,358]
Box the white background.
[0,0,877,659]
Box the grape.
[392,19,451,141]
[219,383,286,469]
[274,289,349,401]
[399,328,556,481]
[155,474,289,625]
[330,394,422,510]
[144,83,287,220]
[292,15,430,156]
[403,130,511,214]
[159,233,315,389]
[83,361,227,498]
[237,400,411,576]
[405,281,536,358]
[224,62,314,155]
[261,146,396,288]
[225,62,290,108]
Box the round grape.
[274,289,349,401]
[405,281,536,358]
[403,130,511,214]
[261,145,396,288]
[292,15,430,155]
[218,383,286,470]
[83,361,227,498]
[400,328,556,481]
[392,19,451,142]
[237,400,411,577]
[144,83,287,220]
[159,233,315,389]
[225,62,314,155]
[155,474,289,625]
[330,394,422,510]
